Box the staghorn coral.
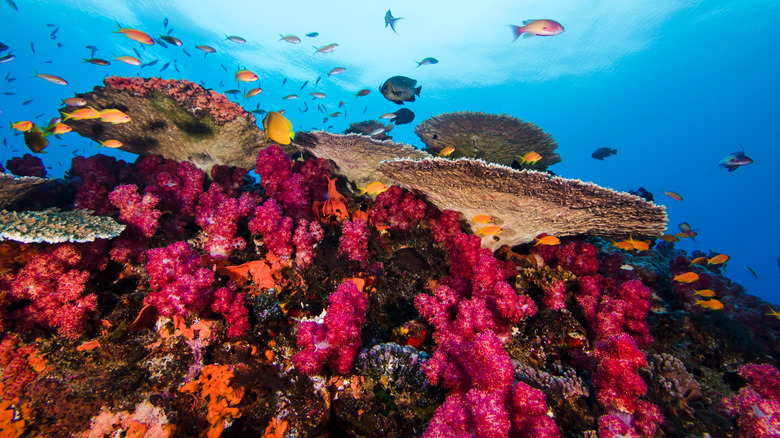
[62,76,266,172]
[379,158,667,250]
[0,173,51,209]
[415,111,561,170]
[293,131,431,191]
[0,208,125,244]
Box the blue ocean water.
[1,0,777,302]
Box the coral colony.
[1,77,779,437]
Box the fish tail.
[113,20,123,33]
[611,149,617,155]
[415,85,421,97]
[509,25,525,41]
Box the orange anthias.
[477,225,503,236]
[708,254,730,265]
[534,235,561,246]
[673,272,700,283]
[114,23,154,45]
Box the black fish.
[160,62,170,72]
[155,38,168,48]
[22,99,33,105]
[224,89,241,95]
[591,147,617,160]
[57,42,63,48]
[379,75,421,105]
[159,35,182,46]
[315,76,321,86]
[5,0,17,11]
[30,41,35,56]
[133,47,141,58]
[300,80,308,90]
[391,108,415,125]
[282,77,287,85]
[628,187,654,202]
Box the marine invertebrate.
[379,158,667,250]
[195,184,258,259]
[4,153,46,178]
[144,241,215,317]
[292,131,431,191]
[179,364,245,438]
[368,185,428,233]
[248,198,294,258]
[0,208,125,244]
[719,363,780,437]
[71,154,126,215]
[414,111,561,170]
[63,76,265,172]
[338,219,370,268]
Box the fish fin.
[509,25,524,41]
[611,149,617,155]
[522,32,535,39]
[415,85,422,97]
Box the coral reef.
[0,173,51,208]
[415,111,562,170]
[0,208,125,243]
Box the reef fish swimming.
[591,147,617,160]
[718,146,753,172]
[263,111,295,145]
[380,76,421,105]
[510,19,565,40]
[391,108,415,125]
[385,10,403,34]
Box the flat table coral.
[379,157,667,250]
[62,76,266,172]
[414,111,562,170]
[0,208,125,243]
[0,173,51,209]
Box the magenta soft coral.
[108,184,162,263]
[339,219,370,269]
[293,219,324,269]
[5,153,46,177]
[369,185,427,232]
[719,363,780,437]
[249,198,294,258]
[293,280,367,375]
[71,155,126,215]
[144,241,214,317]
[195,184,258,259]
[211,286,249,339]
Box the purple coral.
[71,155,126,215]
[144,241,214,317]
[255,145,293,197]
[195,185,258,259]
[5,153,46,177]
[369,185,427,232]
[294,280,367,375]
[339,219,370,269]
[249,198,294,258]
[211,286,249,339]
[108,184,162,263]
[719,363,780,437]
[293,219,324,269]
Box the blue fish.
[385,10,403,34]
[718,146,753,172]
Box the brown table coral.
[62,76,268,172]
[0,208,125,243]
[0,173,51,209]
[414,111,561,170]
[293,131,431,191]
[379,158,667,250]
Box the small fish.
[357,181,389,196]
[690,256,708,266]
[83,58,110,66]
[664,191,683,201]
[315,76,322,86]
[477,225,503,236]
[235,69,258,82]
[765,307,780,320]
[328,112,341,118]
[99,139,122,148]
[24,124,48,153]
[114,22,154,45]
[140,59,158,68]
[22,99,33,106]
[534,235,561,246]
[159,35,182,46]
[63,97,87,106]
[707,254,730,265]
[0,53,15,63]
[471,215,493,224]
[46,122,72,135]
[279,34,301,44]
[379,113,396,120]
[11,120,33,132]
[5,0,18,11]
[355,89,371,99]
[380,75,421,105]
[35,72,68,85]
[226,35,246,44]
[245,88,262,98]
[155,38,168,48]
[300,80,309,90]
[693,289,716,298]
[310,92,326,99]
[224,89,241,95]
[63,106,101,120]
[195,45,216,53]
[678,222,698,243]
[694,299,724,311]
[518,151,542,165]
[116,56,141,66]
[133,47,141,58]
[673,272,700,283]
[164,17,168,28]
[283,94,298,100]
[182,48,191,57]
[299,102,309,113]
[745,266,759,279]
[328,67,346,76]
[416,57,438,67]
[220,64,228,72]
[282,78,288,85]
[718,146,753,172]
[659,234,679,243]
[99,109,131,124]
[510,19,565,40]
[385,10,403,34]
[339,101,345,108]
[0,41,8,52]
[30,41,35,56]
[314,43,338,54]
[306,32,319,38]
[86,45,99,57]
[369,126,391,137]
[438,146,455,157]
[592,147,617,160]
[263,111,295,145]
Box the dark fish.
[300,102,309,113]
[133,47,141,58]
[745,266,759,279]
[57,42,63,48]
[140,59,158,68]
[224,89,241,95]
[315,76,321,86]
[160,61,170,72]
[416,57,438,67]
[385,10,402,34]
[49,26,59,39]
[591,147,617,160]
[282,77,287,85]
[251,109,266,115]
[86,45,98,57]
[718,146,753,172]
[22,99,33,105]
[0,54,14,63]
[159,35,182,46]
[380,75,421,105]
[219,80,224,87]
[221,64,228,72]
[391,108,415,125]
[300,80,308,90]
[363,106,367,114]
[164,17,169,28]
[83,58,110,65]
[182,48,191,57]
[306,32,319,37]
[167,28,174,35]
[24,125,48,153]
[155,38,168,48]
[628,187,654,202]
[5,0,17,11]
[3,91,14,95]
[30,41,35,56]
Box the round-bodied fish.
[379,75,421,105]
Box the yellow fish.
[694,299,724,310]
[63,107,101,120]
[765,307,780,320]
[471,214,493,224]
[707,254,730,265]
[11,120,33,132]
[518,151,542,165]
[693,289,716,298]
[46,122,72,135]
[477,225,503,236]
[263,111,295,145]
[99,139,123,148]
[357,181,388,196]
[245,88,262,98]
[235,69,258,82]
[99,109,131,124]
[534,235,560,246]
[673,272,700,283]
[438,146,455,157]
[612,235,649,251]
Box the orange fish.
[659,234,679,243]
[693,289,716,298]
[664,191,683,201]
[690,257,708,266]
[245,88,262,98]
[477,225,503,236]
[707,254,730,265]
[518,151,542,165]
[694,299,724,310]
[612,240,636,251]
[765,307,780,320]
[99,139,122,148]
[46,122,72,135]
[673,272,700,283]
[11,120,33,132]
[612,236,649,251]
[114,22,154,45]
[63,107,101,120]
[235,70,258,82]
[534,235,560,246]
[438,146,455,157]
[357,181,388,196]
[99,109,131,124]
[115,56,142,66]
[471,214,493,224]
[35,72,68,85]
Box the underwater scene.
[1,0,779,436]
